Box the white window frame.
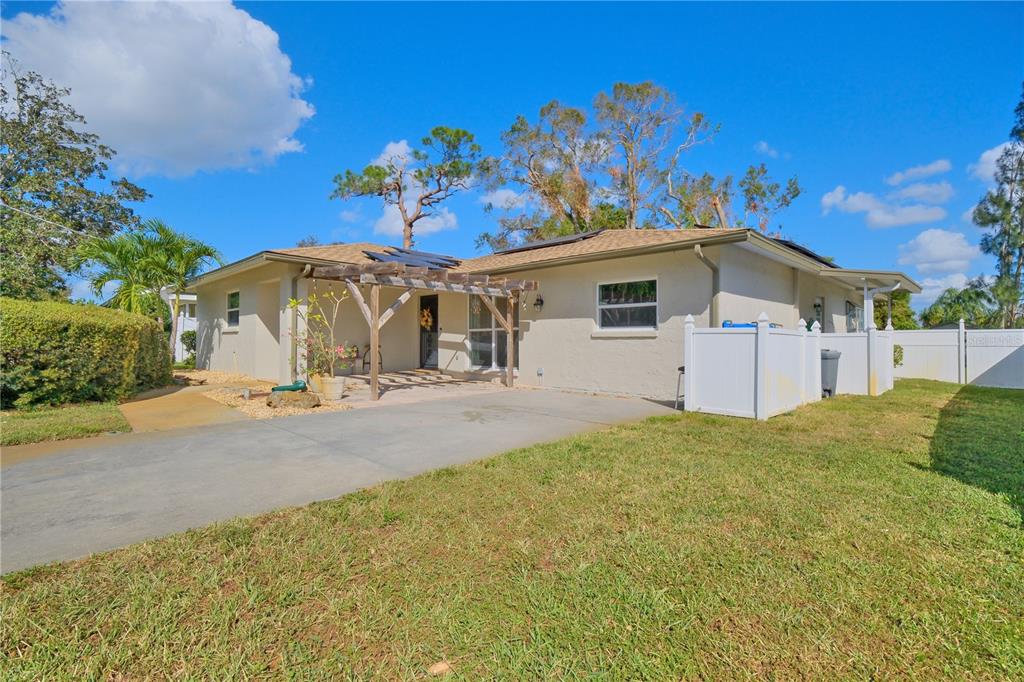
[226,290,240,328]
[466,296,519,371]
[596,277,659,330]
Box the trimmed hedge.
[1,297,172,408]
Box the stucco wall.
[195,242,870,394]
[195,262,294,382]
[196,267,424,383]
[717,246,798,327]
[461,249,715,400]
[795,270,862,333]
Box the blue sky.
[2,1,1022,307]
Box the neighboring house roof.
[455,228,743,273]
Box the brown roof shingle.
[268,242,388,264]
[266,229,746,274]
[455,228,744,273]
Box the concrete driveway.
[1,389,672,574]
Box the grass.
[0,402,130,447]
[1,380,1021,679]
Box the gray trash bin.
[821,349,841,397]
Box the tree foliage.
[873,289,918,330]
[0,54,148,299]
[478,81,800,250]
[74,220,221,349]
[921,277,997,328]
[971,82,1024,328]
[331,127,480,249]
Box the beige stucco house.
[188,228,920,401]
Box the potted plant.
[288,287,357,401]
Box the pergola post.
[506,292,517,388]
[369,284,380,400]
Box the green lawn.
[0,402,130,447]
[1,380,1021,679]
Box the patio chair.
[361,344,383,373]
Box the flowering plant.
[288,285,355,377]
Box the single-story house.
[188,227,920,401]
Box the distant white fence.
[893,320,1024,389]
[682,313,894,420]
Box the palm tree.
[75,230,168,323]
[921,277,997,328]
[75,220,221,353]
[146,220,221,353]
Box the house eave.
[474,231,750,275]
[186,251,343,290]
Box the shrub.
[180,329,197,355]
[0,297,172,408]
[894,343,904,368]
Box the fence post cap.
[798,318,806,329]
[811,320,821,332]
[885,321,894,331]
[684,314,695,325]
[756,312,770,324]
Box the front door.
[419,295,439,368]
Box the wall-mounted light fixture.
[533,294,545,312]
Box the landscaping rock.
[266,391,321,409]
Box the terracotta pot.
[309,374,346,401]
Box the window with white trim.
[227,291,240,327]
[468,296,519,370]
[597,279,657,329]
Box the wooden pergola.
[308,262,538,400]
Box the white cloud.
[917,273,969,307]
[479,188,527,210]
[887,181,954,204]
[754,140,779,158]
[373,204,457,238]
[884,159,951,186]
[2,1,314,177]
[820,185,946,228]
[968,142,1010,183]
[961,205,977,224]
[371,140,413,167]
[898,228,980,275]
[338,209,362,224]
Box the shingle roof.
[454,228,744,273]
[267,229,744,274]
[268,242,388,265]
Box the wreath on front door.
[420,307,434,330]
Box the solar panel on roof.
[494,229,605,255]
[363,247,460,270]
[389,247,460,266]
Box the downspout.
[290,264,311,381]
[693,244,720,327]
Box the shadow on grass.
[928,384,1024,522]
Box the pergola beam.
[344,279,371,327]
[310,264,537,293]
[378,287,415,329]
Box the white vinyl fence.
[893,320,1024,389]
[682,313,894,420]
